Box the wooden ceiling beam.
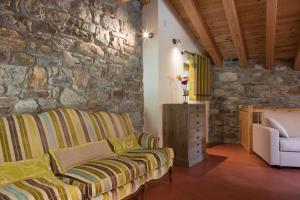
[179,0,223,67]
[295,43,300,70]
[139,0,150,5]
[115,0,149,5]
[265,0,278,69]
[115,0,130,3]
[222,0,247,68]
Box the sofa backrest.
[261,112,300,137]
[37,108,104,149]
[0,108,135,162]
[0,114,46,162]
[89,112,135,139]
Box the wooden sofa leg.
[141,183,147,200]
[168,167,173,183]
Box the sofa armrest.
[135,132,160,149]
[253,124,280,165]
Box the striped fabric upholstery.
[90,112,134,139]
[0,176,82,200]
[0,114,46,162]
[37,109,104,150]
[89,176,145,200]
[147,163,171,182]
[60,156,145,198]
[135,133,160,149]
[0,108,104,163]
[121,148,174,172]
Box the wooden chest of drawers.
[163,103,208,167]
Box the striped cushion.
[60,156,145,198]
[0,114,45,162]
[135,133,160,149]
[121,148,174,172]
[37,108,104,150]
[0,176,82,200]
[90,112,134,139]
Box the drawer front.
[188,105,204,113]
[189,128,202,138]
[189,112,205,120]
[189,134,205,148]
[189,112,204,127]
[188,146,203,159]
[189,117,204,129]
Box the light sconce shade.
[172,38,181,45]
[142,31,154,39]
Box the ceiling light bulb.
[142,31,150,39]
[142,31,154,39]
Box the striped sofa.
[0,108,174,200]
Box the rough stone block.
[218,72,238,82]
[0,28,26,49]
[15,99,38,113]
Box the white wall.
[142,0,159,136]
[143,0,201,144]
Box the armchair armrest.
[135,132,160,149]
[253,124,280,165]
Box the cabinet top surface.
[163,101,208,105]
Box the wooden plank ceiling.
[166,0,300,69]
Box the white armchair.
[252,112,300,167]
[253,124,280,165]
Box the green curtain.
[194,54,210,101]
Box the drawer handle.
[196,122,200,124]
[196,107,199,110]
[196,114,199,117]
[197,136,200,139]
[197,150,200,153]
[197,129,199,132]
[197,143,200,146]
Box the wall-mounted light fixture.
[141,30,154,39]
[172,38,181,45]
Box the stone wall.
[0,0,143,129]
[210,59,300,143]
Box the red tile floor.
[145,144,300,200]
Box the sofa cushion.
[0,176,82,200]
[108,134,142,155]
[280,137,300,152]
[261,112,300,137]
[60,156,145,198]
[135,132,160,149]
[121,148,174,171]
[0,155,53,186]
[268,117,289,138]
[50,141,116,173]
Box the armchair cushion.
[135,133,160,149]
[280,137,300,152]
[268,117,289,138]
[261,112,300,137]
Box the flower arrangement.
[177,75,189,104]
